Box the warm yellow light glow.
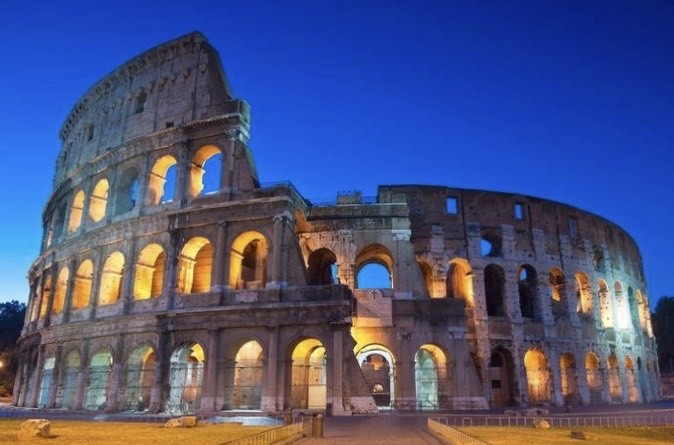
[89,179,109,222]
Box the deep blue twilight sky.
[0,1,672,309]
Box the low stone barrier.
[427,418,491,445]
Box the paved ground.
[300,415,444,445]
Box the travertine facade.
[15,32,660,415]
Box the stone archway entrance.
[489,349,514,407]
[357,345,395,409]
[290,338,327,410]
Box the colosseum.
[14,32,661,415]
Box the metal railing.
[220,421,304,445]
[430,414,674,428]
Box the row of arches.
[47,145,225,248]
[490,348,650,406]
[479,263,651,333]
[31,230,272,320]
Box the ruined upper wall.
[54,32,238,186]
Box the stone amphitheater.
[14,32,661,415]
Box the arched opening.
[549,268,566,315]
[489,348,515,406]
[89,179,109,222]
[625,356,639,403]
[636,290,652,337]
[38,357,55,408]
[85,349,113,410]
[72,259,94,310]
[524,349,551,403]
[134,243,165,299]
[39,275,52,319]
[598,280,613,328]
[113,167,139,215]
[190,145,222,197]
[560,352,579,404]
[607,352,622,401]
[177,237,212,293]
[480,231,502,257]
[67,190,85,233]
[417,261,435,297]
[98,252,124,306]
[166,343,204,414]
[574,272,592,315]
[518,265,538,319]
[446,258,473,306]
[147,155,177,205]
[124,346,155,411]
[307,248,338,285]
[229,231,269,289]
[585,352,603,403]
[357,345,395,409]
[355,244,394,289]
[231,340,264,410]
[290,339,326,410]
[484,264,505,316]
[53,267,69,315]
[58,350,80,409]
[415,345,447,410]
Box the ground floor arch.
[37,357,55,408]
[524,349,551,403]
[415,344,448,410]
[230,340,264,410]
[489,348,515,407]
[356,344,395,408]
[166,343,204,414]
[607,352,622,402]
[124,345,155,411]
[585,351,603,403]
[560,352,579,403]
[289,338,327,410]
[85,349,113,410]
[57,350,80,409]
[625,356,639,403]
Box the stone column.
[62,258,78,323]
[28,345,45,408]
[47,345,63,408]
[395,330,416,410]
[175,148,190,205]
[136,154,151,217]
[262,327,280,412]
[270,213,290,288]
[212,222,228,292]
[120,235,137,314]
[89,249,105,320]
[165,231,180,309]
[575,356,591,405]
[74,340,90,410]
[548,350,564,407]
[200,329,220,411]
[330,327,345,414]
[106,336,125,411]
[150,331,168,412]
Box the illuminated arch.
[417,260,435,297]
[560,352,578,403]
[147,155,177,205]
[524,349,551,403]
[289,338,327,410]
[85,348,113,410]
[607,352,621,401]
[446,258,473,306]
[166,343,205,414]
[231,340,264,409]
[598,279,613,328]
[189,145,222,197]
[585,352,603,398]
[124,345,155,411]
[574,272,592,314]
[89,179,109,222]
[625,356,639,403]
[72,259,94,310]
[414,344,448,410]
[113,167,139,215]
[177,237,212,294]
[67,190,85,233]
[58,349,80,408]
[134,243,165,299]
[549,267,565,302]
[229,231,269,289]
[98,252,124,305]
[52,267,69,314]
[356,344,396,408]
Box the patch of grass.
[0,419,273,445]
[461,426,674,445]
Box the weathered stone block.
[18,419,52,440]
